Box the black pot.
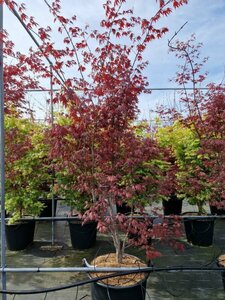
[217,256,225,290]
[163,195,183,215]
[6,220,35,251]
[68,219,97,250]
[210,205,225,216]
[183,213,214,247]
[116,203,133,214]
[39,198,58,218]
[91,275,148,300]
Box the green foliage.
[156,121,200,167]
[119,160,158,207]
[54,172,91,215]
[156,120,210,214]
[5,116,51,224]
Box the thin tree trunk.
[107,194,123,263]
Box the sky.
[3,0,225,120]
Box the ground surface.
[1,201,225,300]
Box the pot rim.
[182,211,214,221]
[87,253,149,289]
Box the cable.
[1,266,225,295]
[43,292,48,300]
[0,270,147,295]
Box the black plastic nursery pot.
[91,276,148,300]
[6,220,35,251]
[39,198,58,218]
[163,195,183,215]
[116,203,133,215]
[210,205,225,216]
[68,219,97,250]
[217,255,225,290]
[88,253,149,300]
[183,213,214,247]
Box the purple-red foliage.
[3,0,188,261]
[159,34,225,211]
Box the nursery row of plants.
[4,75,225,243]
[1,0,225,299]
[4,36,225,256]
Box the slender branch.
[168,24,205,138]
[43,0,85,81]
[132,0,173,70]
[167,21,188,49]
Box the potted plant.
[199,86,225,216]
[5,116,50,250]
[41,0,189,298]
[37,167,58,218]
[155,123,184,215]
[161,35,225,246]
[156,118,215,246]
[49,115,183,297]
[53,169,97,250]
[33,130,56,218]
[175,132,215,247]
[163,94,225,243]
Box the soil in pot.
[6,220,35,251]
[217,255,225,290]
[89,253,148,300]
[183,212,214,247]
[68,219,97,250]
[163,194,183,215]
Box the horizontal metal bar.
[1,214,225,222]
[1,266,225,273]
[0,267,148,273]
[1,216,81,222]
[180,215,225,219]
[25,89,59,92]
[25,87,215,93]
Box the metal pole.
[0,214,224,222]
[50,65,54,127]
[0,3,7,300]
[0,265,224,273]
[50,65,55,246]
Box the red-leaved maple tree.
[2,0,188,262]
[159,34,225,213]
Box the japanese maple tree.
[159,34,225,214]
[3,0,188,262]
